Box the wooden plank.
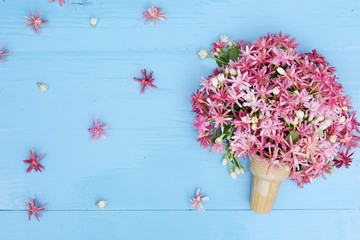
[0,210,359,240]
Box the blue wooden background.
[1,0,360,239]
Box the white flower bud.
[37,82,48,92]
[276,67,286,76]
[229,68,237,76]
[296,110,305,120]
[210,77,218,87]
[319,123,329,131]
[96,200,107,209]
[235,167,244,175]
[272,87,280,95]
[317,116,325,122]
[339,116,346,124]
[220,34,229,43]
[342,106,348,111]
[230,171,237,180]
[221,158,228,166]
[251,123,258,131]
[217,73,225,83]
[90,17,98,28]
[323,119,332,127]
[228,41,233,47]
[198,49,209,59]
[225,68,230,75]
[329,135,337,143]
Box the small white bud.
[210,77,218,87]
[235,167,244,175]
[296,110,305,120]
[317,116,325,122]
[339,116,346,124]
[228,41,233,47]
[276,67,286,76]
[342,106,348,111]
[225,68,230,75]
[229,68,237,76]
[37,82,48,92]
[221,158,228,166]
[323,119,332,127]
[220,34,229,43]
[230,171,238,180]
[272,87,280,95]
[90,17,98,28]
[217,73,225,83]
[319,123,329,131]
[251,123,258,131]
[329,135,337,143]
[96,200,107,209]
[198,49,209,59]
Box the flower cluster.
[192,33,360,187]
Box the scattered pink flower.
[25,11,47,34]
[23,149,45,173]
[88,118,108,142]
[26,198,46,221]
[0,45,9,62]
[133,69,158,94]
[190,188,209,212]
[143,5,167,27]
[50,0,65,6]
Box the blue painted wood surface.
[1,0,360,239]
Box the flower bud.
[230,171,237,180]
[221,158,228,166]
[210,77,218,87]
[317,116,324,122]
[251,123,258,131]
[329,135,337,143]
[96,200,107,209]
[272,87,280,95]
[229,68,237,76]
[276,67,286,76]
[217,73,225,83]
[37,82,48,92]
[296,110,304,120]
[342,106,348,111]
[225,68,230,75]
[90,17,98,28]
[198,49,209,59]
[339,116,346,124]
[235,166,244,175]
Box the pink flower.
[143,5,167,27]
[133,69,158,94]
[50,0,65,6]
[0,45,9,62]
[23,149,45,173]
[25,11,47,34]
[190,188,209,212]
[333,149,353,168]
[88,118,108,142]
[27,198,46,221]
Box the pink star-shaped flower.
[25,11,47,34]
[143,5,167,27]
[50,0,65,6]
[27,198,46,221]
[23,149,45,173]
[0,45,9,62]
[190,188,209,212]
[88,118,108,142]
[133,69,158,94]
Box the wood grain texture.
[1,0,360,239]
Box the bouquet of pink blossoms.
[192,33,360,187]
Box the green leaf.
[229,46,240,61]
[286,130,300,144]
[215,52,230,67]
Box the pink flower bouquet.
[192,33,360,187]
